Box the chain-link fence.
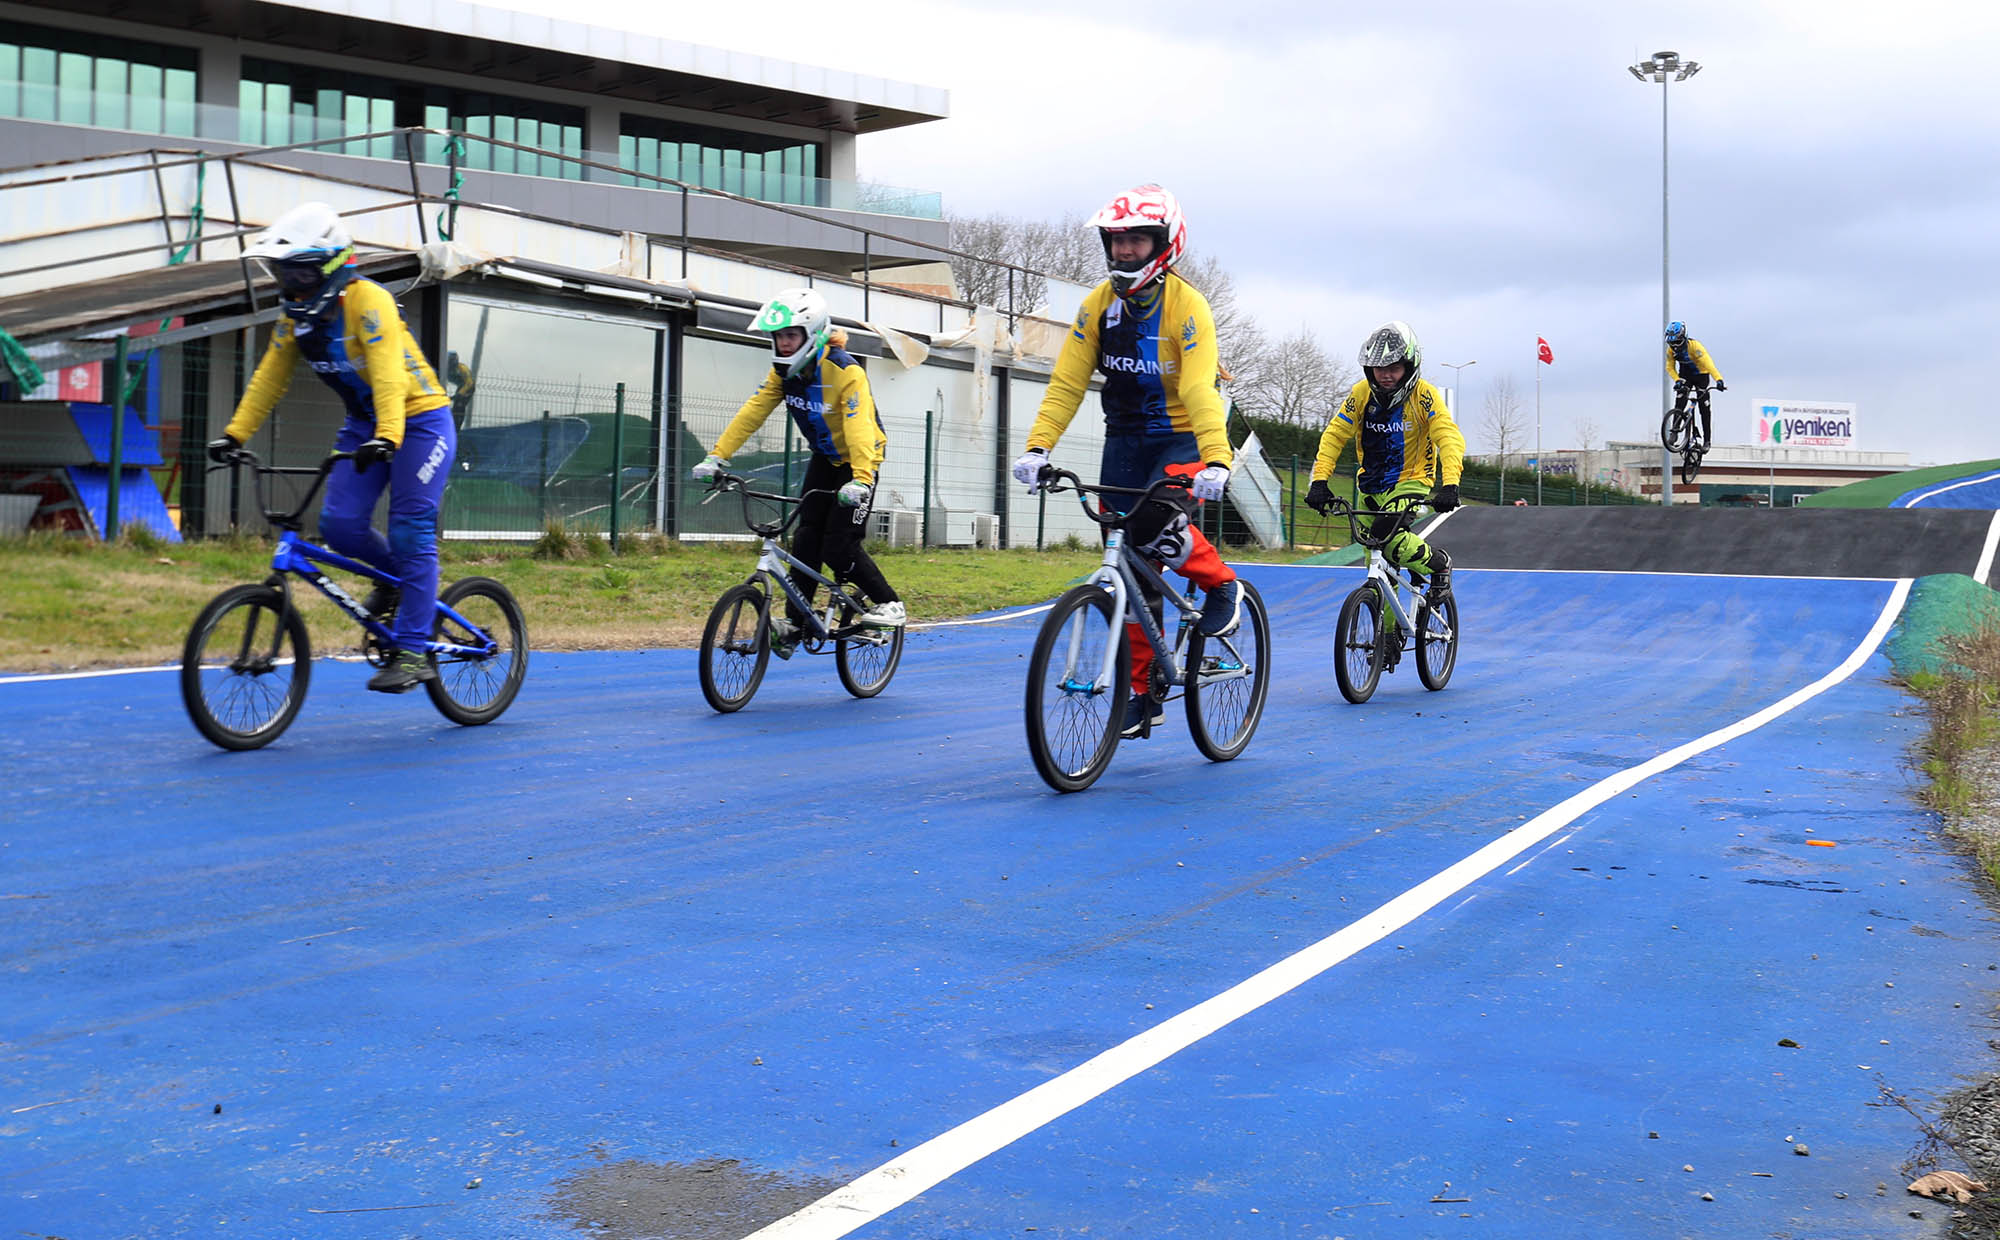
[446,375,660,540]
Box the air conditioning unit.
[926,505,975,547]
[870,508,920,546]
[972,512,999,549]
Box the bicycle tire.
[424,576,529,726]
[835,606,904,698]
[1660,405,1690,454]
[180,583,312,750]
[1025,585,1128,793]
[699,583,771,713]
[1183,579,1270,761]
[1416,591,1460,691]
[1334,584,1386,704]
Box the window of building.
[617,114,820,206]
[238,58,585,176]
[443,296,667,534]
[0,19,197,136]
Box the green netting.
[1883,573,2000,681]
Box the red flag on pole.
[1537,336,1554,365]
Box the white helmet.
[1086,184,1187,297]
[244,201,355,318]
[749,287,833,377]
[1359,320,1422,409]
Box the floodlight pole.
[1629,50,1702,506]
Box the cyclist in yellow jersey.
[1306,321,1465,601]
[206,202,455,693]
[1663,321,1727,450]
[691,288,903,656]
[1010,184,1240,739]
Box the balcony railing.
[0,81,942,220]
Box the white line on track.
[1975,512,2000,587]
[739,577,1915,1240]
[0,664,177,685]
[1895,471,2000,508]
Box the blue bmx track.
[4,561,1998,1239]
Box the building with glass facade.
[0,0,950,264]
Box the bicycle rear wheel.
[1416,591,1459,691]
[425,576,529,725]
[1184,579,1270,761]
[1681,446,1704,488]
[699,583,771,713]
[1334,584,1386,704]
[180,583,312,750]
[1025,585,1128,793]
[835,607,904,698]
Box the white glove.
[1192,463,1230,502]
[691,453,726,480]
[837,480,870,507]
[1012,448,1049,491]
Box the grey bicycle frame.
[1351,502,1453,641]
[1060,528,1254,698]
[750,537,883,644]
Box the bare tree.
[1482,373,1528,502]
[1572,415,1600,451]
[1235,328,1354,431]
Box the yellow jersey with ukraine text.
[224,278,448,448]
[1312,378,1465,495]
[1665,338,1724,384]
[713,347,886,484]
[1025,272,1231,467]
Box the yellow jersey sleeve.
[1167,278,1231,467]
[713,370,785,462]
[1026,283,1111,453]
[223,318,300,443]
[1312,381,1370,481]
[832,359,884,485]
[1416,381,1466,486]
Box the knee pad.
[1128,500,1193,570]
[386,511,437,564]
[1386,530,1427,570]
[319,512,372,556]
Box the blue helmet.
[1664,321,1687,345]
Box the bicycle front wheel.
[1334,584,1386,704]
[180,584,312,750]
[425,576,529,725]
[1025,585,1128,793]
[1184,579,1270,762]
[699,583,771,713]
[835,608,904,699]
[1660,405,1688,453]
[1416,591,1460,691]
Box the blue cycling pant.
[320,406,456,652]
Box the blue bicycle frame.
[265,530,495,661]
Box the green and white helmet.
[750,287,833,377]
[1359,320,1422,409]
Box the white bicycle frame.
[1350,502,1452,644]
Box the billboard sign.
[1756,399,1857,449]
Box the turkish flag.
[1537,337,1554,365]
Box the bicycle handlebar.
[208,447,355,530]
[1034,465,1193,529]
[700,471,834,539]
[1313,493,1434,551]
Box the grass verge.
[0,529,1304,673]
[1904,622,2000,890]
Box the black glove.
[1434,484,1460,512]
[206,434,240,463]
[1715,381,1727,392]
[353,438,396,470]
[1305,479,1333,514]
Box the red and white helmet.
[1087,184,1186,297]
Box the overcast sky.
[503,0,1996,464]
